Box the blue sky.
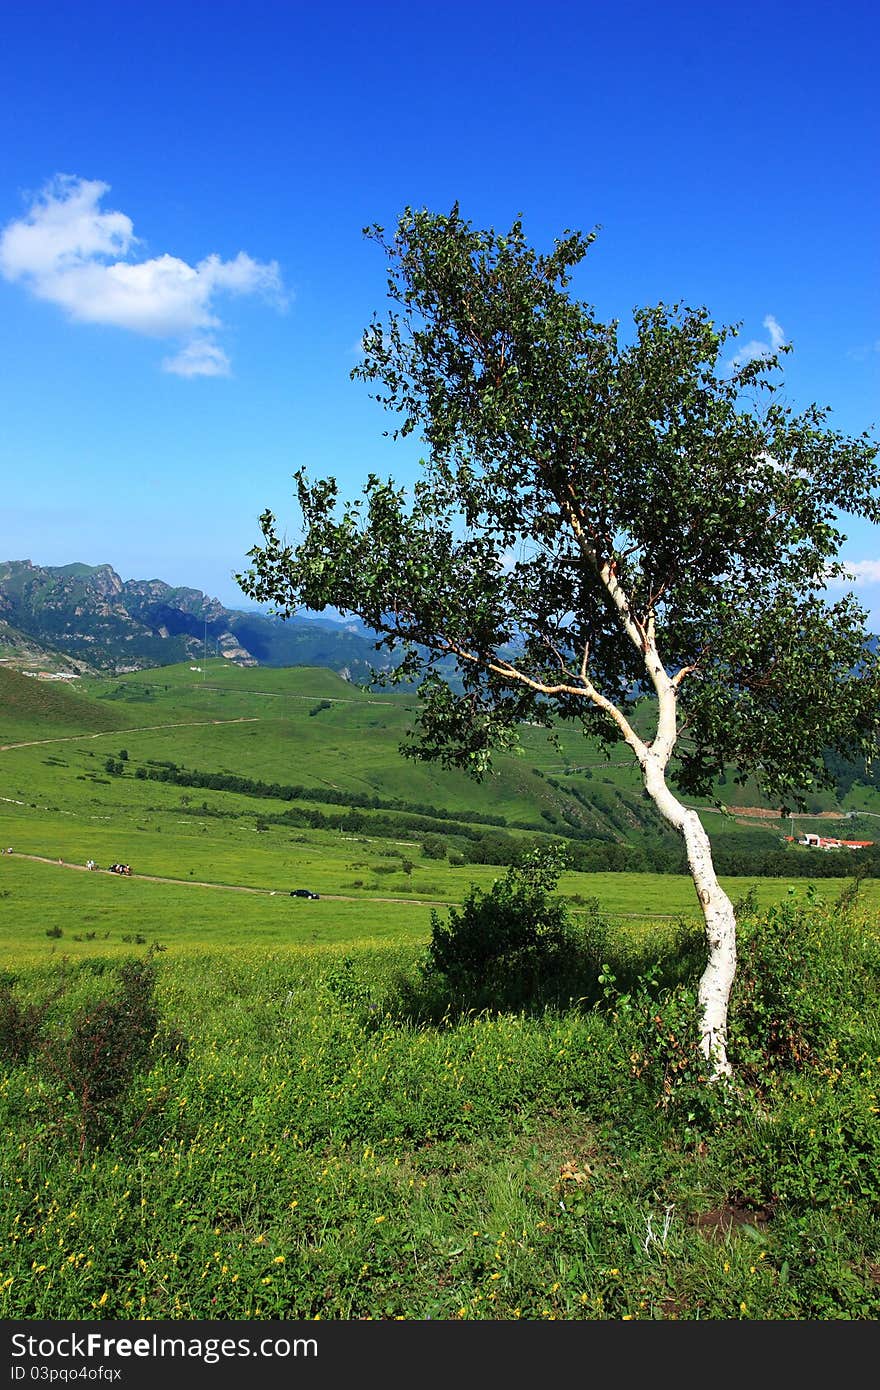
[1,0,878,628]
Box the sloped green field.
[3,658,677,841]
[0,664,138,741]
[1,657,877,968]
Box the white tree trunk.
[481,571,739,1080]
[640,755,736,1080]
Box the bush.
[421,844,607,1013]
[728,890,878,1080]
[32,953,188,1159]
[54,957,159,1151]
[749,1070,880,1207]
[0,975,51,1064]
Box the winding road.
[0,716,263,753]
[2,850,453,906]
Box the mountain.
[0,560,397,680]
[0,615,102,675]
[4,558,875,696]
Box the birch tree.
[239,206,880,1080]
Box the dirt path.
[195,684,399,706]
[4,851,453,906]
[0,717,263,752]
[730,805,847,822]
[3,851,684,917]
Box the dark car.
[290,889,320,899]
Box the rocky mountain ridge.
[0,560,392,679]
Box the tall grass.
[1,887,877,1320]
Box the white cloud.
[765,315,785,351]
[162,339,231,378]
[0,174,284,374]
[729,314,786,369]
[838,559,880,585]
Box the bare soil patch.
[690,1196,775,1241]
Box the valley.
[2,657,878,967]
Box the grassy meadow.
[1,660,879,1319]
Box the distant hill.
[0,663,132,739]
[2,657,878,878]
[0,560,398,681]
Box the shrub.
[421,844,607,1013]
[0,975,51,1064]
[37,954,185,1158]
[748,1070,880,1207]
[61,958,158,1147]
[621,892,880,1140]
[728,891,877,1080]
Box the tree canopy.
[240,205,880,811]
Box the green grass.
[0,858,436,962]
[0,659,771,826]
[2,658,874,872]
[1,661,879,1319]
[0,892,878,1320]
[5,659,876,864]
[0,665,136,742]
[4,819,879,972]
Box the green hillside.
[97,660,880,832]
[5,660,685,853]
[3,658,877,871]
[97,660,377,702]
[0,664,135,741]
[1,655,878,975]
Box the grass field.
[3,849,879,970]
[1,894,878,1320]
[7,658,870,828]
[1,659,879,1320]
[2,657,878,967]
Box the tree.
[238,206,880,1080]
